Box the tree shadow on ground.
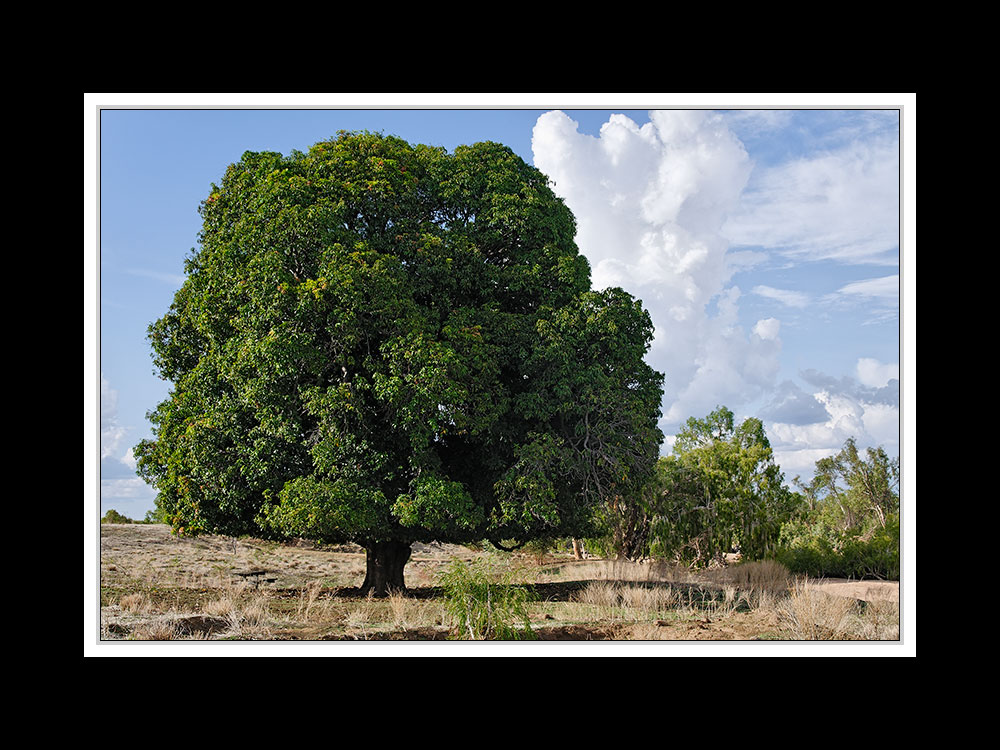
[332,578,728,606]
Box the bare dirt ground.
[96,523,899,642]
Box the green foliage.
[133,131,663,585]
[102,507,168,524]
[579,534,615,559]
[143,506,167,524]
[646,406,798,566]
[438,556,537,640]
[521,535,561,563]
[101,508,133,524]
[586,463,661,561]
[777,515,899,580]
[793,437,900,531]
[776,437,900,580]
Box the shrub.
[102,509,133,524]
[522,536,558,565]
[580,535,615,559]
[438,556,537,640]
[776,516,899,580]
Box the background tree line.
[583,407,900,581]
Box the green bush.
[438,556,538,640]
[521,536,559,564]
[101,509,133,524]
[143,506,167,524]
[776,516,899,580]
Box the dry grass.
[566,559,695,584]
[130,620,179,641]
[619,584,677,612]
[570,581,678,624]
[854,598,900,641]
[118,592,152,614]
[343,592,380,631]
[100,525,899,643]
[296,580,326,621]
[722,560,792,595]
[196,581,275,639]
[778,580,898,640]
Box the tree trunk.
[359,540,412,597]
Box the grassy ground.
[98,524,899,643]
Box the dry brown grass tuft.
[387,591,411,629]
[619,584,677,613]
[201,581,274,638]
[573,581,622,608]
[721,560,791,594]
[202,584,243,618]
[130,620,178,641]
[343,592,380,631]
[854,598,900,640]
[224,593,273,639]
[571,581,678,621]
[780,582,859,640]
[119,593,152,614]
[296,580,326,621]
[775,579,899,641]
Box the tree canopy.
[792,437,900,532]
[648,406,797,565]
[134,131,664,595]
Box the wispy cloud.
[125,268,185,286]
[723,135,900,266]
[752,284,810,308]
[101,478,154,500]
[720,109,795,135]
[823,274,900,324]
[835,274,899,302]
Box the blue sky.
[88,94,913,521]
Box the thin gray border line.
[91,103,908,652]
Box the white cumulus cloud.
[101,478,151,499]
[767,361,899,480]
[753,317,781,341]
[857,357,899,388]
[101,373,127,461]
[533,110,781,430]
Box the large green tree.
[649,406,797,565]
[134,131,664,595]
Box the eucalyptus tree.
[650,406,796,565]
[794,437,900,531]
[135,131,664,595]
